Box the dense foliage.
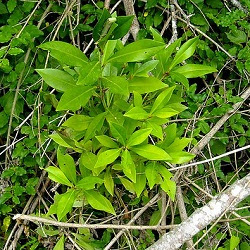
[0,0,249,249]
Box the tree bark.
[148,173,250,249]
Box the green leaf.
[36,69,76,92]
[149,210,161,225]
[166,138,192,152]
[168,151,195,164]
[127,128,152,147]
[94,149,121,168]
[84,112,106,143]
[113,16,134,39]
[162,123,177,148]
[96,135,118,148]
[80,152,97,171]
[173,64,217,78]
[124,107,149,120]
[57,149,77,185]
[134,163,146,197]
[62,115,93,131]
[169,37,198,70]
[7,0,16,13]
[84,190,115,215]
[230,235,240,250]
[129,77,166,94]
[49,133,76,150]
[102,40,117,65]
[150,86,175,113]
[109,122,127,145]
[227,30,247,44]
[45,166,73,187]
[160,179,176,201]
[104,168,114,196]
[108,39,164,63]
[57,189,78,221]
[76,176,103,190]
[153,107,179,118]
[158,165,176,201]
[145,162,158,189]
[146,120,163,140]
[119,177,135,193]
[57,85,95,111]
[134,60,159,77]
[150,26,164,42]
[77,61,101,85]
[170,71,189,89]
[131,144,171,160]
[39,41,88,67]
[102,76,129,96]
[121,149,136,183]
[8,47,24,55]
[155,38,181,77]
[53,235,64,250]
[93,9,111,41]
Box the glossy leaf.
[153,107,179,118]
[169,37,198,70]
[94,148,121,168]
[150,26,164,42]
[134,60,159,77]
[150,86,176,113]
[131,144,171,160]
[109,122,127,145]
[36,69,76,92]
[104,168,114,196]
[56,86,95,111]
[108,39,164,63]
[53,235,64,250]
[93,8,111,41]
[95,135,118,148]
[84,190,115,215]
[121,149,136,183]
[77,61,101,85]
[80,152,97,171]
[145,162,158,189]
[39,41,88,67]
[57,149,76,185]
[168,151,195,164]
[170,71,189,89]
[113,16,134,39]
[173,64,217,78]
[166,138,192,152]
[62,115,93,131]
[102,40,117,65]
[57,189,78,221]
[158,165,176,201]
[129,77,165,94]
[49,133,75,149]
[162,123,177,148]
[127,128,152,147]
[102,76,129,96]
[76,176,103,190]
[124,106,148,120]
[83,112,106,143]
[45,166,73,187]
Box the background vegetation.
[0,0,249,249]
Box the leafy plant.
[36,22,216,220]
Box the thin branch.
[13,214,176,230]
[104,194,160,250]
[169,144,250,171]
